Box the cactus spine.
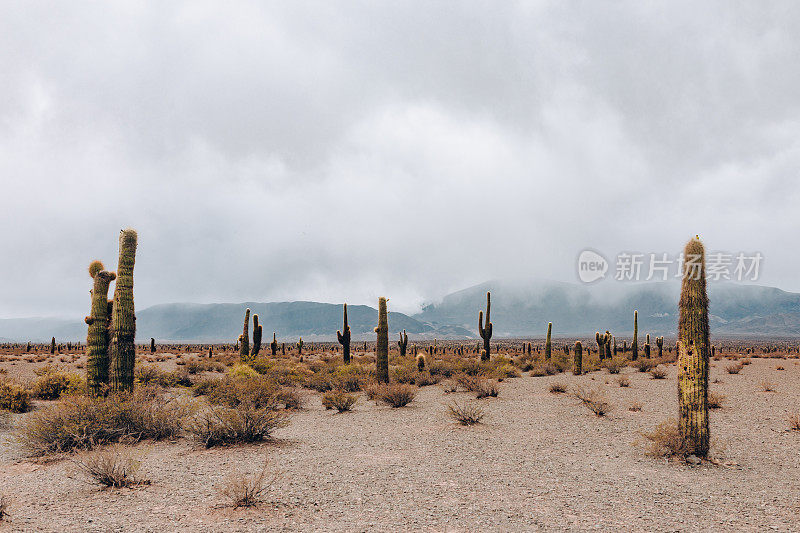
[478,291,493,362]
[398,329,408,357]
[545,322,552,360]
[631,310,639,360]
[85,260,116,397]
[238,308,251,361]
[573,341,583,375]
[251,314,262,357]
[375,297,389,383]
[109,229,137,393]
[337,303,351,364]
[270,332,278,356]
[678,236,710,457]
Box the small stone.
[686,455,701,465]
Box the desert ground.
[1,344,799,532]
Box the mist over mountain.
[2,280,800,343]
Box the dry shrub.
[441,379,458,393]
[760,380,776,392]
[776,365,785,371]
[18,387,189,455]
[277,387,303,410]
[726,363,743,374]
[548,382,568,394]
[529,365,547,377]
[634,359,654,373]
[649,366,667,379]
[362,382,382,402]
[741,358,752,365]
[207,376,281,409]
[707,391,725,409]
[616,376,630,387]
[474,379,499,399]
[74,445,150,488]
[414,371,438,387]
[31,369,84,400]
[788,412,800,431]
[629,402,643,412]
[603,359,624,374]
[321,390,358,412]
[188,404,289,447]
[376,383,417,408]
[0,380,30,413]
[218,461,278,508]
[191,377,220,397]
[573,387,612,416]
[640,419,690,458]
[447,401,485,426]
[135,366,191,388]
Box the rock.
[686,455,701,465]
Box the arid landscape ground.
[1,343,798,532]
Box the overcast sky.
[1,1,799,318]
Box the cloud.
[1,1,799,317]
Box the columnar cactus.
[631,310,639,361]
[478,292,493,362]
[251,314,262,357]
[573,341,583,375]
[271,332,278,356]
[678,236,710,457]
[85,260,116,397]
[150,338,155,354]
[605,331,612,359]
[417,354,425,372]
[51,337,56,354]
[596,332,605,360]
[656,336,664,358]
[337,303,351,364]
[110,229,137,393]
[613,338,618,357]
[397,329,408,357]
[545,322,552,360]
[239,308,250,361]
[296,337,304,355]
[375,297,389,383]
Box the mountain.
[2,280,800,342]
[414,279,800,338]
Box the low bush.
[707,392,725,409]
[640,419,690,458]
[376,383,417,408]
[18,387,189,455]
[188,403,289,447]
[649,366,667,379]
[573,387,612,416]
[447,401,485,426]
[217,461,278,508]
[616,376,630,387]
[321,390,358,412]
[548,382,568,394]
[0,380,30,413]
[603,359,625,374]
[726,363,743,374]
[760,380,776,392]
[789,412,800,431]
[633,359,654,373]
[31,369,84,400]
[74,445,150,488]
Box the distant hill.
[2,280,800,342]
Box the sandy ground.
[1,357,799,532]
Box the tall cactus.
[337,303,351,364]
[596,331,605,360]
[605,331,612,359]
[375,297,389,383]
[478,291,493,362]
[656,336,664,358]
[239,308,250,361]
[678,236,710,457]
[397,329,408,357]
[109,229,137,393]
[644,333,651,358]
[51,337,56,354]
[270,332,278,356]
[296,337,304,354]
[631,310,639,361]
[573,341,583,375]
[251,314,262,357]
[545,322,552,360]
[85,260,116,397]
[150,338,155,354]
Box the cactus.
[605,331,612,359]
[478,292,493,362]
[337,303,351,364]
[631,310,639,361]
[281,342,285,355]
[417,354,425,372]
[150,338,155,354]
[85,260,116,397]
[297,337,304,354]
[271,332,278,356]
[596,332,605,360]
[573,341,583,375]
[656,336,664,358]
[678,236,710,457]
[239,308,250,361]
[613,337,618,357]
[50,337,56,354]
[644,340,651,358]
[375,297,389,383]
[545,322,552,360]
[251,314,262,357]
[397,329,408,357]
[109,229,137,393]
